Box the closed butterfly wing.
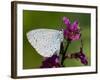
[26,29,63,57]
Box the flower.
[77,48,88,65]
[63,17,81,41]
[64,47,88,65]
[40,54,60,68]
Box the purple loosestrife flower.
[78,48,88,65]
[40,54,60,68]
[64,48,88,65]
[63,17,81,41]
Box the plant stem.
[61,41,70,66]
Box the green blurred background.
[23,10,91,69]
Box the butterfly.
[26,29,63,57]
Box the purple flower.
[64,48,88,65]
[40,54,60,68]
[78,48,88,65]
[63,17,81,41]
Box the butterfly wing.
[26,29,63,57]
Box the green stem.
[61,41,70,66]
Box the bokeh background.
[23,10,91,69]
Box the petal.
[63,17,70,28]
[63,29,67,36]
[81,59,88,65]
[63,29,69,39]
[71,20,78,31]
[69,32,80,41]
[74,34,80,40]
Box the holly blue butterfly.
[26,29,63,57]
